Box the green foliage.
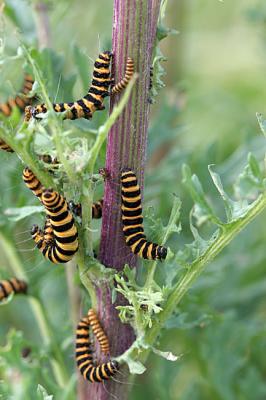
[0,1,266,400]
[149,0,178,103]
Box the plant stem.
[82,1,161,399]
[118,191,266,365]
[0,126,54,188]
[0,231,70,388]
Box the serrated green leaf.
[208,165,248,222]
[127,359,146,375]
[248,153,264,182]
[182,164,221,226]
[37,385,53,400]
[151,346,179,361]
[186,209,209,259]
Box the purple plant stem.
[82,1,161,399]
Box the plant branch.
[118,191,266,365]
[0,231,70,388]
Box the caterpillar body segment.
[39,189,79,263]
[76,313,119,383]
[0,138,13,152]
[0,75,35,152]
[26,51,113,121]
[69,199,103,219]
[0,278,27,301]
[111,57,134,95]
[22,167,44,200]
[121,168,167,261]
[87,308,110,355]
[0,75,35,117]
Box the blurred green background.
[0,0,266,399]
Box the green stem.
[0,231,69,387]
[28,296,69,387]
[145,197,181,287]
[120,191,266,364]
[0,126,54,188]
[65,259,81,330]
[21,44,75,184]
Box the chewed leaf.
[127,359,146,375]
[37,385,53,400]
[248,153,264,182]
[186,209,210,259]
[182,164,222,226]
[151,346,180,361]
[4,205,44,221]
[235,153,265,199]
[208,165,248,222]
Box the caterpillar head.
[24,106,32,122]
[156,246,167,261]
[31,224,39,236]
[110,360,119,371]
[101,50,113,60]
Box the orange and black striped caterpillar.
[23,167,44,200]
[25,51,113,121]
[87,308,110,355]
[111,57,134,95]
[31,189,79,264]
[25,54,135,121]
[76,311,119,383]
[0,75,35,117]
[23,167,103,219]
[0,75,35,153]
[0,138,14,153]
[0,278,27,302]
[23,167,78,263]
[121,168,167,261]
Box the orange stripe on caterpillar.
[0,278,27,301]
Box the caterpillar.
[87,308,110,355]
[111,57,134,95]
[0,75,35,117]
[0,138,13,153]
[76,315,119,383]
[25,51,113,121]
[31,189,79,264]
[121,168,167,260]
[22,167,44,200]
[69,199,103,219]
[23,167,102,220]
[0,278,27,302]
[0,75,35,152]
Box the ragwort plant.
[0,1,265,399]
